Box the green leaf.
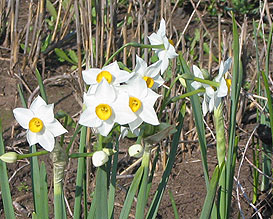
[0,119,16,219]
[179,54,210,190]
[119,166,144,219]
[94,167,108,219]
[54,48,74,64]
[200,165,221,219]
[73,126,87,219]
[146,105,185,219]
[40,162,49,219]
[46,0,57,20]
[168,190,179,219]
[68,49,78,65]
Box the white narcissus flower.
[120,77,160,132]
[132,55,164,89]
[79,79,137,136]
[13,96,68,152]
[148,18,178,74]
[202,58,232,116]
[92,151,109,167]
[82,61,132,93]
[191,65,205,90]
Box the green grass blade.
[179,54,209,189]
[73,126,87,219]
[119,166,144,219]
[200,165,221,219]
[168,190,179,219]
[0,120,16,219]
[35,68,48,104]
[17,85,43,216]
[226,14,242,218]
[261,23,273,147]
[40,162,49,219]
[108,138,119,219]
[94,166,108,219]
[135,144,150,219]
[146,147,160,202]
[146,106,185,219]
[252,19,260,203]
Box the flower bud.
[92,151,109,167]
[128,144,144,158]
[0,152,18,163]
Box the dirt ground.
[1,1,273,219]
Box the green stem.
[104,42,164,66]
[17,150,49,160]
[69,153,94,158]
[171,88,205,102]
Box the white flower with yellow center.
[82,61,132,93]
[79,79,137,136]
[132,55,164,89]
[13,96,68,151]
[148,19,178,74]
[120,77,160,132]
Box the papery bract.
[13,96,67,152]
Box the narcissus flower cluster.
[191,58,232,115]
[12,18,178,167]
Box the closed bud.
[92,151,109,167]
[0,152,18,163]
[128,144,144,158]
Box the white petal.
[148,33,164,46]
[158,19,166,36]
[37,129,55,151]
[97,120,114,136]
[26,130,38,146]
[191,81,202,90]
[30,96,46,112]
[144,89,161,105]
[145,60,162,78]
[114,70,132,84]
[82,68,101,85]
[36,104,54,123]
[129,117,143,132]
[208,96,215,113]
[79,108,102,128]
[95,79,116,102]
[127,76,148,99]
[192,65,204,79]
[112,93,137,125]
[13,108,34,129]
[167,44,178,58]
[217,79,228,97]
[135,55,147,74]
[158,50,169,74]
[202,96,209,116]
[138,103,159,125]
[153,74,164,89]
[119,126,129,140]
[46,119,67,137]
